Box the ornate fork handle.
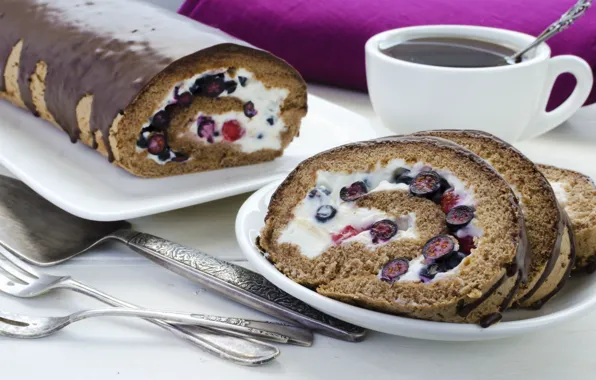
[112,230,366,342]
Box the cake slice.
[538,164,596,273]
[414,130,574,309]
[259,136,528,326]
[0,0,307,177]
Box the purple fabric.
[179,0,596,108]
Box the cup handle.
[520,55,593,140]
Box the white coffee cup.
[365,25,593,142]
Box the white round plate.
[236,180,596,341]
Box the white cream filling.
[550,182,569,208]
[139,68,289,164]
[278,159,483,283]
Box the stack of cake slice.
[259,130,595,327]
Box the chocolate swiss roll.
[259,136,529,326]
[0,0,307,177]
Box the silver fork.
[0,307,311,341]
[0,245,292,365]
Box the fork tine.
[0,258,33,284]
[0,244,40,279]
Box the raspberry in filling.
[332,225,361,245]
[457,235,476,255]
[222,120,246,142]
[440,188,460,213]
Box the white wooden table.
[1,85,594,380]
[2,0,596,378]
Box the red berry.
[457,235,476,255]
[222,120,245,142]
[440,189,460,213]
[332,225,360,245]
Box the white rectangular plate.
[0,94,378,221]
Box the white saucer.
[0,94,377,221]
[236,180,596,341]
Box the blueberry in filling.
[339,181,368,202]
[410,170,442,199]
[266,116,275,126]
[393,167,412,184]
[370,219,398,243]
[420,263,442,281]
[238,76,248,87]
[164,103,177,115]
[438,177,451,193]
[257,133,264,139]
[158,150,171,161]
[422,234,459,261]
[176,91,193,108]
[171,153,189,162]
[147,134,167,155]
[202,76,225,97]
[380,258,409,283]
[189,79,202,95]
[151,110,170,129]
[243,101,258,118]
[315,205,337,222]
[225,80,238,94]
[446,205,475,230]
[431,176,452,204]
[136,136,147,149]
[197,116,217,143]
[308,187,331,198]
[437,251,466,270]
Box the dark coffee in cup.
[380,37,518,68]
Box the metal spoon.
[506,0,591,63]
[0,308,311,341]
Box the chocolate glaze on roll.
[0,0,307,177]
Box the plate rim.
[235,180,596,341]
